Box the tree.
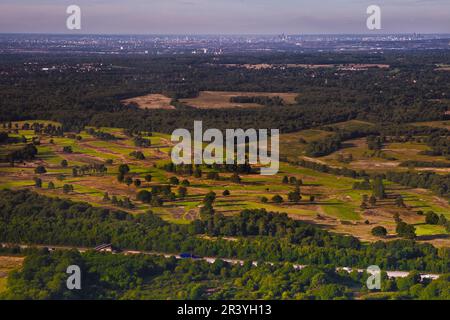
[371,226,387,237]
[372,176,386,199]
[151,196,163,207]
[103,192,110,201]
[396,221,416,239]
[178,187,187,199]
[63,184,73,194]
[137,190,152,203]
[134,179,142,188]
[204,191,216,204]
[118,164,130,175]
[34,177,42,188]
[117,173,125,183]
[62,146,73,154]
[289,177,298,185]
[169,176,180,185]
[282,176,289,184]
[369,195,377,207]
[125,177,133,187]
[425,211,439,225]
[60,160,68,168]
[438,214,448,226]
[222,190,230,196]
[395,196,405,208]
[144,174,153,182]
[230,173,241,184]
[288,190,301,203]
[272,195,283,204]
[261,196,268,203]
[181,179,190,187]
[194,167,202,178]
[48,181,55,190]
[34,166,47,174]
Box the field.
[0,256,24,294]
[280,120,450,173]
[180,91,299,109]
[121,94,175,110]
[1,120,449,246]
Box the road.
[1,243,440,280]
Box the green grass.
[322,201,361,221]
[0,278,7,293]
[415,224,448,236]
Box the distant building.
[94,243,117,253]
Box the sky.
[0,0,449,35]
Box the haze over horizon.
[0,0,449,35]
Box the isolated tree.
[181,179,190,187]
[222,190,230,196]
[60,160,68,168]
[35,166,47,174]
[103,192,110,202]
[63,146,73,154]
[48,181,55,190]
[261,196,268,203]
[282,176,289,184]
[134,179,142,188]
[118,164,130,175]
[144,174,153,182]
[125,177,133,187]
[371,226,387,237]
[272,195,283,204]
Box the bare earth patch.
[122,94,175,110]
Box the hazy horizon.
[0,0,449,35]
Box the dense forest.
[1,249,448,300]
[0,190,448,273]
[0,52,448,133]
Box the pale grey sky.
[0,0,449,34]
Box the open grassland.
[0,121,448,246]
[181,91,299,109]
[0,256,24,294]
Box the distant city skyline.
[0,0,449,35]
